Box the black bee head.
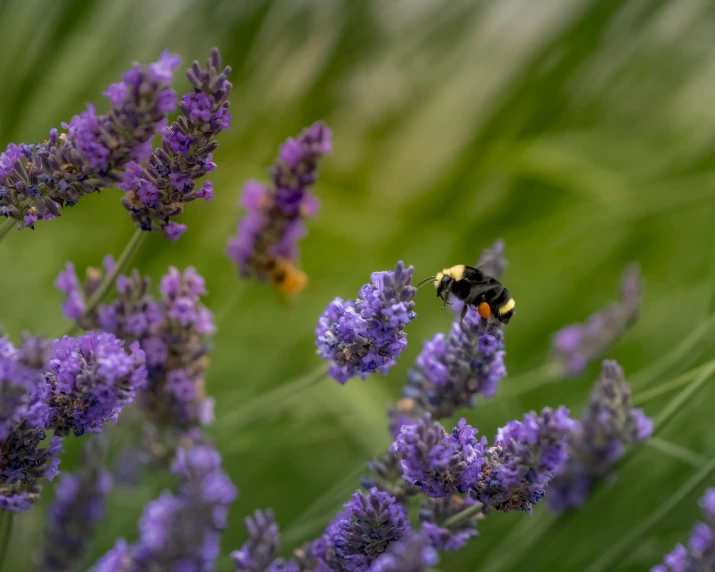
[434,272,452,301]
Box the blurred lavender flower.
[652,488,715,571]
[362,449,417,504]
[40,439,112,571]
[419,494,481,552]
[0,334,61,513]
[551,265,641,376]
[92,445,237,571]
[548,360,653,512]
[57,263,216,435]
[54,256,116,328]
[120,48,232,241]
[45,332,147,437]
[473,406,575,513]
[393,415,484,498]
[0,52,178,230]
[227,122,332,292]
[311,488,410,572]
[367,534,439,572]
[315,261,417,384]
[232,509,298,572]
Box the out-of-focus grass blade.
[647,437,706,469]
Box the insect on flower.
[417,264,515,326]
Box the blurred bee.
[417,265,515,325]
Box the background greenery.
[1,0,715,569]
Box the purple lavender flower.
[0,51,178,230]
[552,265,641,376]
[651,488,715,571]
[89,539,132,572]
[312,488,411,572]
[59,263,215,440]
[40,439,112,571]
[130,445,237,571]
[419,494,481,552]
[391,313,506,431]
[227,122,331,292]
[367,534,439,572]
[315,261,417,384]
[45,331,147,437]
[232,509,297,572]
[0,334,61,513]
[362,449,418,505]
[394,415,484,498]
[120,48,231,240]
[55,256,116,328]
[548,361,652,512]
[473,406,575,513]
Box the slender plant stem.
[652,361,715,435]
[0,511,13,572]
[84,228,145,314]
[584,454,715,572]
[442,501,484,529]
[217,363,329,430]
[647,437,706,469]
[0,219,14,243]
[633,364,705,406]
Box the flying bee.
[417,265,515,325]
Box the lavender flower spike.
[394,415,485,498]
[474,406,576,513]
[311,488,411,571]
[227,122,332,292]
[651,488,715,571]
[552,264,641,376]
[548,360,653,512]
[316,261,417,384]
[420,494,482,552]
[368,534,439,572]
[232,509,298,572]
[40,439,112,571]
[120,48,232,241]
[45,332,147,437]
[0,51,179,230]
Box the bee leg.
[460,303,468,325]
[480,316,490,331]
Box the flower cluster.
[473,406,576,513]
[45,332,147,437]
[652,488,715,571]
[419,494,482,552]
[310,488,411,572]
[120,48,232,241]
[393,416,484,498]
[0,335,56,512]
[551,264,641,376]
[55,255,116,328]
[391,314,506,431]
[548,361,653,512]
[92,445,237,571]
[57,263,216,435]
[0,51,179,230]
[232,509,296,572]
[40,439,112,571]
[315,261,417,384]
[367,534,439,572]
[227,122,332,292]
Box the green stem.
[217,363,329,430]
[0,219,15,243]
[652,361,715,434]
[647,437,706,469]
[83,228,145,315]
[632,364,706,406]
[0,511,13,572]
[442,501,484,529]
[584,454,715,572]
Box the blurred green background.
[2,0,715,569]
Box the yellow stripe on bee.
[434,272,444,288]
[498,298,515,315]
[443,265,465,281]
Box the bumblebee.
[418,265,515,325]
